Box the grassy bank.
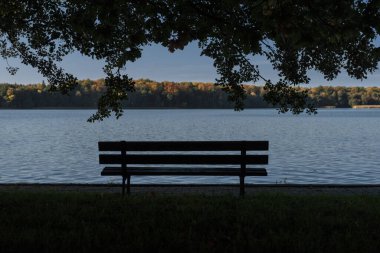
[1,191,380,253]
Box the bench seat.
[101,167,268,176]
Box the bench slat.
[101,167,268,176]
[99,154,268,165]
[99,141,269,151]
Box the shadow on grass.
[0,191,379,253]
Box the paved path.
[2,183,380,196]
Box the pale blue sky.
[0,42,379,86]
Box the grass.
[1,191,380,253]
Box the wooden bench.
[98,141,269,196]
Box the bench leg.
[121,176,131,196]
[127,175,131,195]
[239,176,245,197]
[122,176,126,196]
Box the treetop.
[1,1,379,121]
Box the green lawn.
[1,191,380,253]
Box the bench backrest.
[99,141,268,166]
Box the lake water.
[1,109,380,184]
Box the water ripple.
[1,109,380,184]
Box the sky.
[0,42,380,87]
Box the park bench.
[98,141,269,196]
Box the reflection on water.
[1,109,380,184]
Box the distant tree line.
[1,79,380,109]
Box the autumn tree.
[0,0,379,121]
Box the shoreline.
[2,183,380,195]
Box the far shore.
[2,107,380,110]
[2,104,380,110]
[352,105,380,109]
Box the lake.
[1,109,380,184]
